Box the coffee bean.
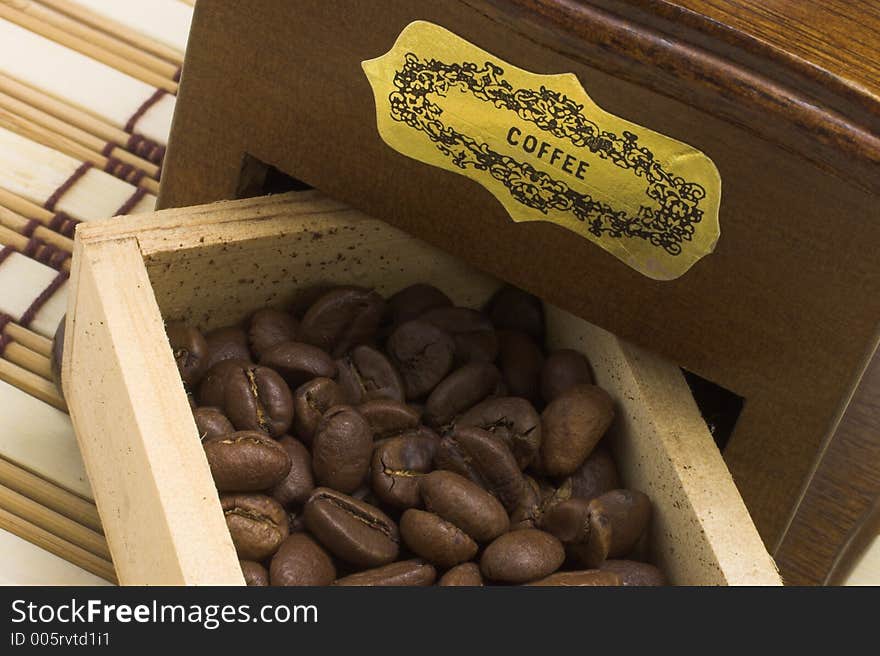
[304,488,399,568]
[240,560,269,586]
[248,308,298,360]
[269,533,336,586]
[526,570,621,586]
[423,362,500,428]
[204,326,252,371]
[358,399,420,439]
[336,345,404,404]
[599,560,667,586]
[586,490,651,560]
[497,331,544,404]
[270,436,314,508]
[292,377,346,445]
[438,562,483,586]
[386,320,455,399]
[509,476,545,530]
[166,321,209,385]
[221,493,289,561]
[457,396,541,469]
[204,431,291,492]
[560,445,620,502]
[386,284,452,327]
[536,384,614,477]
[485,285,545,342]
[259,341,336,389]
[419,471,508,543]
[223,364,294,437]
[297,286,385,357]
[540,349,594,403]
[192,406,234,441]
[400,509,478,568]
[419,306,496,365]
[333,559,436,586]
[197,359,250,408]
[371,432,437,508]
[311,406,372,493]
[435,427,523,511]
[480,529,565,584]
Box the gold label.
[362,21,721,280]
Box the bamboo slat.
[0,250,68,339]
[39,0,184,65]
[9,1,180,80]
[56,0,191,57]
[0,482,108,559]
[0,2,178,93]
[0,19,174,145]
[0,507,115,582]
[0,457,100,533]
[0,358,65,411]
[0,527,110,585]
[0,109,161,194]
[0,217,73,271]
[0,379,91,499]
[0,127,157,221]
[0,205,74,253]
[2,319,53,358]
[0,91,160,179]
[1,337,55,380]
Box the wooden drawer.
[61,191,779,585]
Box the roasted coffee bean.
[271,436,314,508]
[485,285,545,342]
[259,341,336,389]
[438,562,484,586]
[372,432,437,508]
[497,330,544,404]
[600,560,666,586]
[204,326,252,370]
[292,377,346,445]
[386,284,452,327]
[423,362,500,428]
[311,406,372,493]
[166,321,209,385]
[297,286,385,357]
[419,471,508,543]
[386,320,455,399]
[223,364,294,437]
[457,396,541,469]
[419,306,496,365]
[304,488,399,568]
[333,559,436,586]
[269,533,336,586]
[526,570,621,586]
[509,476,545,530]
[358,399,420,439]
[540,349,594,403]
[435,427,523,511]
[197,359,250,408]
[248,308,298,360]
[240,560,269,586]
[401,509,478,569]
[221,493,289,561]
[560,445,620,502]
[536,384,614,477]
[192,406,234,441]
[336,345,404,404]
[204,431,291,492]
[541,490,651,568]
[480,529,565,584]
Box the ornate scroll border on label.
[362,20,721,280]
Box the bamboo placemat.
[0,0,193,586]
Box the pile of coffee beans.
[165,283,667,586]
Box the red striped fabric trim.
[104,157,147,186]
[0,245,12,267]
[43,162,93,213]
[21,219,40,238]
[125,133,166,166]
[115,188,148,216]
[124,88,167,134]
[48,212,79,239]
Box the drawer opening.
[236,153,312,199]
[681,370,744,452]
